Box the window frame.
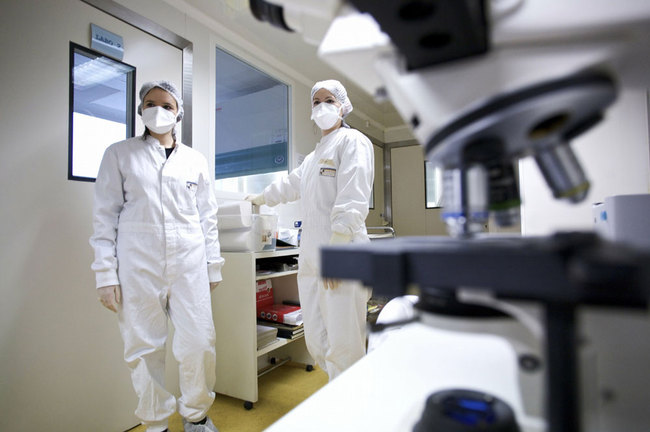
[68,42,136,182]
[424,160,444,209]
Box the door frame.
[80,0,194,146]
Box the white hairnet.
[137,80,184,122]
[310,79,353,118]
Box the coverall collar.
[143,134,180,153]
[318,127,343,147]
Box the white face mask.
[142,106,177,134]
[311,103,342,130]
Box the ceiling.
[175,0,406,132]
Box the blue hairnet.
[310,79,353,118]
[137,80,184,122]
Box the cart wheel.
[306,364,314,372]
[244,401,253,410]
[270,357,277,365]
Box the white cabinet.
[211,249,313,409]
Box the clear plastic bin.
[219,214,278,252]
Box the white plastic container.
[219,214,278,252]
[593,194,650,250]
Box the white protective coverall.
[90,135,224,431]
[262,127,374,379]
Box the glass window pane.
[68,43,135,182]
[425,161,444,208]
[215,47,289,193]
[217,171,288,195]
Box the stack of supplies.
[256,324,278,349]
[258,320,304,340]
[258,303,303,326]
[256,279,304,340]
[217,200,278,252]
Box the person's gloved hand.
[330,231,352,244]
[245,194,265,206]
[210,282,219,291]
[323,232,353,289]
[323,278,340,290]
[98,285,121,313]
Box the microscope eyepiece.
[250,0,293,32]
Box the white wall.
[520,88,650,235]
[0,2,141,430]
[391,145,448,236]
[365,144,385,228]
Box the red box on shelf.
[259,304,302,326]
[256,279,273,312]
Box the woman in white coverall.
[90,81,222,432]
[248,80,374,380]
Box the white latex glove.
[323,232,353,289]
[245,193,265,206]
[323,278,340,290]
[97,285,121,313]
[210,282,219,291]
[330,231,352,244]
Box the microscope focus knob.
[413,388,520,432]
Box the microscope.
[249,1,650,431]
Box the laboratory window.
[425,161,444,208]
[68,42,135,182]
[214,46,289,194]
